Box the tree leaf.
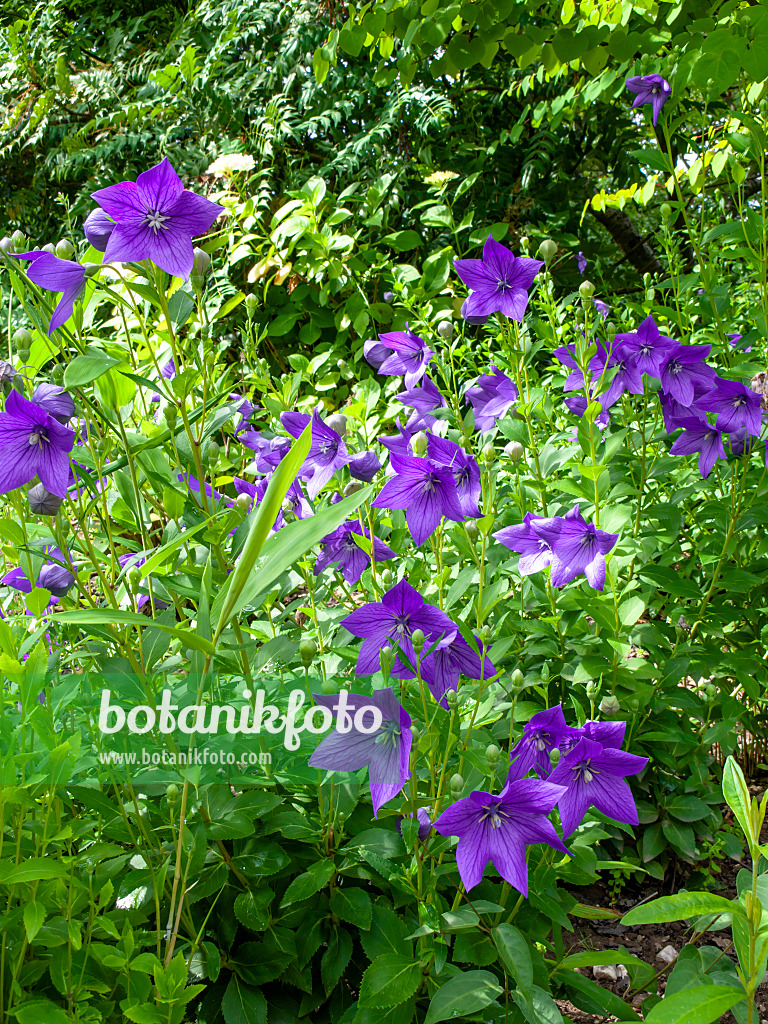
[358,954,422,1009]
[424,970,503,1024]
[643,985,745,1024]
[621,892,741,926]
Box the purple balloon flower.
[598,344,645,409]
[509,706,576,778]
[531,505,619,591]
[0,391,75,497]
[314,521,396,584]
[464,365,519,432]
[341,578,458,678]
[594,299,609,320]
[363,338,391,371]
[697,378,762,435]
[659,390,706,434]
[426,434,481,518]
[375,324,434,389]
[494,512,556,576]
[397,375,446,432]
[349,450,382,482]
[552,343,607,393]
[613,315,677,377]
[576,251,587,275]
[372,452,465,546]
[281,409,350,499]
[419,632,495,707]
[659,344,717,406]
[563,395,610,432]
[625,74,671,127]
[454,235,544,323]
[31,384,75,424]
[669,418,726,478]
[12,251,88,336]
[548,737,649,838]
[83,208,115,252]
[431,776,569,894]
[3,545,74,600]
[308,687,412,816]
[91,157,224,281]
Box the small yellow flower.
[424,170,459,186]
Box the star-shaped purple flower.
[494,512,556,576]
[548,737,648,838]
[375,324,434,389]
[281,409,350,499]
[508,706,576,778]
[397,375,447,432]
[341,578,458,678]
[372,451,465,546]
[598,345,645,409]
[659,344,717,406]
[308,687,412,816]
[31,384,75,424]
[432,777,569,894]
[531,505,619,591]
[0,391,75,498]
[12,251,88,336]
[91,157,224,280]
[552,343,607,393]
[625,74,671,126]
[697,378,762,435]
[669,418,726,478]
[576,251,587,275]
[314,521,396,584]
[454,236,544,323]
[464,365,519,433]
[613,315,677,377]
[426,434,481,518]
[419,631,495,707]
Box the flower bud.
[326,413,347,435]
[481,443,495,465]
[598,694,620,715]
[245,294,258,316]
[465,520,479,541]
[504,440,524,462]
[412,431,428,456]
[236,491,252,511]
[379,645,394,672]
[11,230,26,252]
[510,668,524,691]
[382,291,394,303]
[485,743,500,766]
[449,773,464,794]
[192,246,211,278]
[437,320,454,340]
[336,358,349,373]
[585,681,599,699]
[55,238,75,260]
[299,638,317,666]
[207,441,220,467]
[519,236,530,253]
[645,288,655,302]
[579,280,595,300]
[166,783,180,806]
[643,273,652,289]
[343,480,363,497]
[411,629,425,654]
[27,483,63,516]
[574,307,585,325]
[538,239,557,262]
[480,624,491,644]
[445,688,458,709]
[0,237,13,256]
[550,748,561,767]
[321,678,339,694]
[411,723,421,743]
[18,348,31,365]
[50,365,64,385]
[59,517,70,538]
[13,328,32,351]
[628,698,640,712]
[380,568,393,586]
[128,566,142,586]
[660,203,673,221]
[41,243,55,255]
[163,404,178,427]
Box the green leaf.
[51,609,215,654]
[280,859,335,907]
[23,901,46,941]
[0,858,70,884]
[14,1000,72,1024]
[424,970,503,1024]
[492,924,532,995]
[358,954,422,1009]
[643,985,745,1024]
[558,969,641,1021]
[722,755,754,845]
[221,976,267,1024]
[329,887,372,929]
[621,892,740,926]
[618,595,645,627]
[560,950,648,970]
[63,346,121,387]
[381,230,422,251]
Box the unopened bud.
[579,280,595,300]
[485,743,500,765]
[299,638,317,666]
[12,328,32,350]
[321,678,339,694]
[412,431,428,456]
[519,236,530,253]
[660,203,673,221]
[550,748,561,767]
[540,663,549,682]
[128,566,142,586]
[480,624,491,644]
[445,688,458,709]
[344,480,362,497]
[598,695,620,715]
[645,288,655,302]
[449,773,464,794]
[0,237,13,256]
[326,413,347,435]
[382,291,394,303]
[538,239,557,262]
[166,784,180,806]
[236,491,252,511]
[411,723,421,743]
[55,239,75,260]
[163,404,178,427]
[207,441,220,467]
[643,272,652,289]
[465,520,479,541]
[504,440,524,462]
[28,483,63,516]
[437,320,454,340]
[192,246,211,278]
[379,645,393,671]
[481,443,495,465]
[11,230,26,252]
[628,698,640,712]
[50,365,64,385]
[380,568,393,586]
[411,629,425,654]
[245,294,258,316]
[585,681,599,699]
[510,668,524,692]
[41,243,55,255]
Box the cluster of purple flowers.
[556,314,764,479]
[308,684,647,894]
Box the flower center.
[28,428,50,449]
[496,277,510,293]
[318,439,338,455]
[143,208,169,233]
[391,614,410,639]
[480,800,510,829]
[374,719,401,748]
[423,471,440,493]
[573,758,599,783]
[580,531,595,549]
